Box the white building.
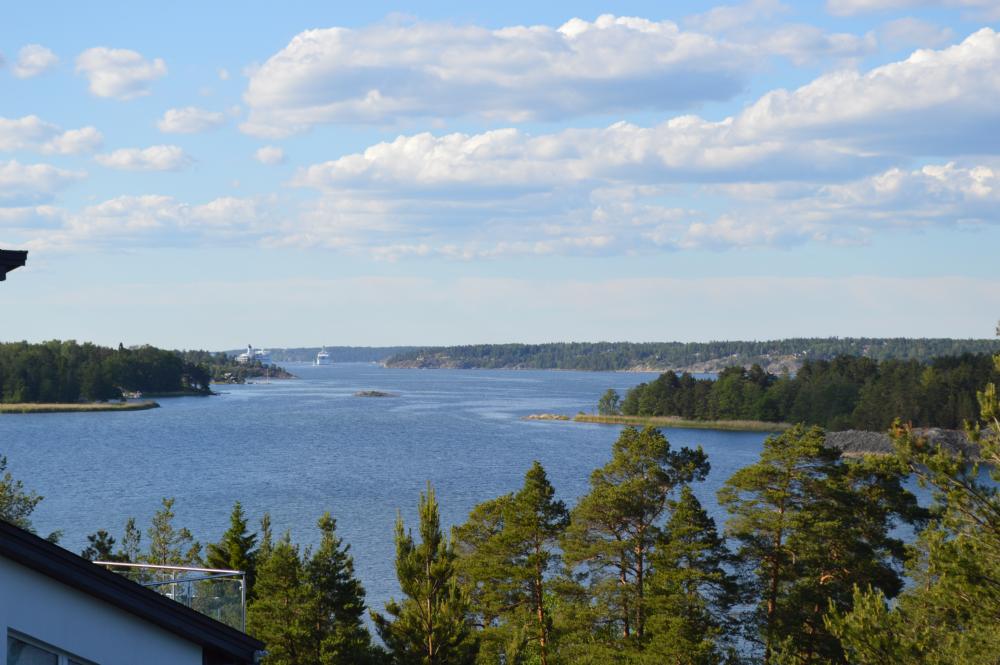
[0,520,263,665]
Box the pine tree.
[0,455,43,531]
[143,497,202,566]
[454,461,568,665]
[642,487,736,665]
[304,512,380,665]
[561,426,709,650]
[718,424,921,665]
[373,483,477,665]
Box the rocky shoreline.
[826,428,978,458]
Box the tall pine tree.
[455,461,568,665]
[560,426,709,652]
[719,424,921,665]
[373,483,477,665]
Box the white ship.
[236,344,271,365]
[315,348,332,365]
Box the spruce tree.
[642,487,736,665]
[454,461,568,665]
[248,536,315,665]
[304,512,380,665]
[718,424,921,665]
[560,426,709,649]
[373,483,477,665]
[206,501,258,594]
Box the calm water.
[0,363,773,610]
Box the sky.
[1,0,999,349]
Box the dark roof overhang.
[0,250,28,281]
[0,520,264,664]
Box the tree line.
[0,340,211,403]
[4,356,999,664]
[613,353,999,430]
[383,339,1000,372]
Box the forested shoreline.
[612,353,999,430]
[383,338,1000,372]
[0,340,212,403]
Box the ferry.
[316,348,332,365]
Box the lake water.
[1,363,774,611]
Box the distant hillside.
[228,346,419,364]
[382,339,1000,372]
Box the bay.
[0,363,772,611]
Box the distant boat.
[316,348,332,365]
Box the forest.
[382,338,1000,372]
[4,353,999,664]
[0,340,211,403]
[614,353,999,430]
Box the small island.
[354,390,399,398]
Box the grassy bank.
[572,414,790,432]
[0,401,160,414]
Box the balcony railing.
[94,561,247,632]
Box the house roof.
[0,249,27,281]
[0,519,264,665]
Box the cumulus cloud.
[279,30,1000,257]
[75,47,167,100]
[241,15,750,136]
[94,145,189,171]
[0,115,103,155]
[254,146,285,165]
[0,160,85,205]
[157,106,227,133]
[12,44,59,78]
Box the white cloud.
[0,160,85,204]
[94,145,189,171]
[12,44,59,78]
[75,47,167,100]
[254,146,285,165]
[0,115,103,155]
[242,15,750,136]
[157,106,227,133]
[42,126,104,155]
[218,68,230,80]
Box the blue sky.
[1,0,999,349]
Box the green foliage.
[206,501,259,595]
[0,340,212,403]
[80,529,123,562]
[559,426,709,656]
[249,515,381,665]
[454,462,569,665]
[385,339,1000,372]
[0,455,44,532]
[641,487,737,665]
[718,425,922,664]
[622,354,999,429]
[828,355,1000,664]
[598,388,622,416]
[373,483,477,665]
[143,497,202,566]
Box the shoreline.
[525,413,789,432]
[0,401,161,414]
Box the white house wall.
[0,556,202,665]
